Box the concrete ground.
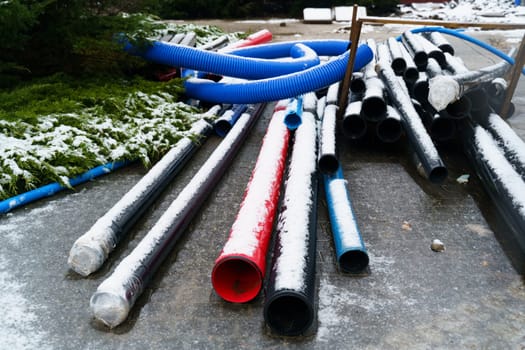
[1,21,524,350]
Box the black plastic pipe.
[399,43,420,84]
[342,100,367,140]
[387,37,407,76]
[424,31,455,56]
[376,105,403,143]
[214,104,248,137]
[264,110,318,336]
[401,31,428,71]
[461,121,525,273]
[377,61,447,183]
[481,112,525,180]
[68,107,220,277]
[361,76,388,122]
[350,72,366,96]
[443,52,469,74]
[417,34,446,68]
[319,104,339,174]
[90,103,265,328]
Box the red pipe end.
[212,256,263,303]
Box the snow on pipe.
[386,37,407,76]
[324,166,369,273]
[90,104,265,328]
[461,122,525,273]
[408,27,525,76]
[284,96,304,130]
[376,105,403,143]
[0,160,129,215]
[423,31,455,56]
[211,105,290,304]
[417,35,446,68]
[319,103,339,174]
[398,41,420,84]
[361,39,388,122]
[401,31,428,72]
[263,110,318,337]
[184,44,373,104]
[376,61,447,184]
[479,112,525,181]
[214,104,248,137]
[67,110,218,277]
[443,52,469,74]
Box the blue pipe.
[408,27,525,76]
[0,160,129,214]
[125,40,321,80]
[214,104,248,137]
[184,44,373,104]
[323,166,369,273]
[284,96,304,130]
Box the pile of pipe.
[66,26,525,337]
[345,28,525,272]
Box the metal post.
[500,32,525,118]
[338,4,363,119]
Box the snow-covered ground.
[398,0,525,24]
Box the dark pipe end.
[350,78,366,94]
[284,114,302,130]
[439,44,454,56]
[339,250,369,274]
[319,154,339,174]
[214,120,232,137]
[413,52,428,71]
[376,118,402,143]
[264,293,314,336]
[404,67,420,83]
[429,51,446,68]
[342,115,367,140]
[412,80,429,103]
[361,97,387,122]
[427,165,448,184]
[211,257,262,303]
[445,97,471,119]
[391,58,407,76]
[431,117,457,142]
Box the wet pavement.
[1,22,525,349]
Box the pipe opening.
[284,114,302,130]
[350,78,366,94]
[376,118,402,143]
[412,81,429,103]
[391,58,407,75]
[265,295,313,336]
[362,97,387,121]
[319,154,339,174]
[342,115,367,140]
[214,120,232,137]
[404,67,420,83]
[431,118,456,141]
[413,52,428,70]
[339,250,369,274]
[211,257,262,303]
[446,97,471,119]
[427,165,448,184]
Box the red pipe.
[212,102,291,303]
[221,29,273,51]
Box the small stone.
[431,239,445,252]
